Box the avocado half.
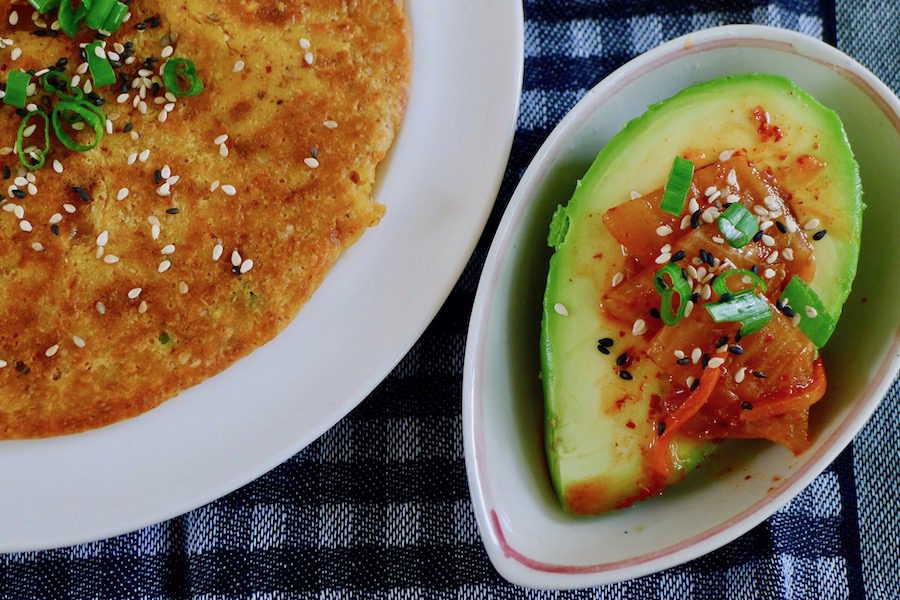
[541,74,862,515]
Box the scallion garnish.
[660,156,695,216]
[85,0,117,30]
[17,110,51,171]
[28,0,61,14]
[705,292,772,336]
[712,268,768,297]
[41,71,85,102]
[86,42,117,88]
[57,0,89,37]
[3,71,31,109]
[52,101,104,152]
[162,58,205,97]
[716,203,758,248]
[781,277,836,347]
[102,1,129,33]
[654,263,691,326]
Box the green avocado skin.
[541,74,862,515]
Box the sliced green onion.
[41,71,85,102]
[52,100,104,152]
[705,291,772,336]
[102,1,129,32]
[659,156,695,216]
[3,71,31,108]
[84,0,115,30]
[86,42,117,87]
[29,0,61,14]
[58,0,90,37]
[781,277,836,347]
[716,203,758,248]
[17,110,51,171]
[654,263,691,326]
[162,58,205,97]
[712,268,768,297]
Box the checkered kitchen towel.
[2,1,897,598]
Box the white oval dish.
[463,25,899,589]
[0,1,523,552]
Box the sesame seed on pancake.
[0,1,411,438]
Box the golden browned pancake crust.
[0,1,411,438]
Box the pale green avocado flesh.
[541,74,862,515]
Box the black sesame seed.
[649,307,661,320]
[165,207,180,214]
[615,353,629,366]
[123,122,134,133]
[691,292,700,303]
[753,370,767,378]
[657,421,666,436]
[701,353,710,368]
[741,401,754,410]
[690,210,702,229]
[2,165,10,179]
[12,189,25,199]
[705,252,715,267]
[782,305,796,318]
[775,221,787,234]
[597,337,614,347]
[72,186,91,202]
[699,249,708,263]
[728,345,744,355]
[597,345,610,355]
[735,331,743,343]
[690,378,701,390]
[715,336,729,348]
[618,370,633,381]
[813,229,827,241]
[750,264,759,274]
[677,357,691,365]
[154,169,162,184]
[50,224,60,236]
[670,250,686,262]
[752,230,765,243]
[720,293,733,303]
[775,298,784,310]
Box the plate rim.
[0,0,524,553]
[463,23,900,589]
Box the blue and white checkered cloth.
[1,1,897,598]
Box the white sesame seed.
[139,149,151,162]
[701,283,711,300]
[161,45,174,58]
[632,319,647,336]
[11,48,22,61]
[763,268,776,279]
[674,350,686,359]
[656,225,673,237]
[791,313,802,327]
[718,149,734,162]
[212,244,224,261]
[128,287,142,299]
[0,360,6,369]
[178,281,189,294]
[158,260,171,273]
[127,152,138,165]
[763,195,781,211]
[63,203,76,214]
[221,184,237,196]
[104,255,120,264]
[231,250,242,267]
[32,242,44,252]
[782,247,794,261]
[759,220,773,231]
[19,220,33,232]
[711,235,725,244]
[96,301,106,315]
[805,306,818,319]
[96,246,105,259]
[630,190,641,200]
[214,134,229,145]
[726,168,738,187]
[96,230,109,247]
[138,300,148,314]
[553,302,568,316]
[151,224,160,240]
[299,38,311,49]
[9,11,18,26]
[72,335,86,348]
[725,194,740,204]
[691,347,702,364]
[701,208,717,223]
[117,187,129,201]
[803,218,821,231]
[660,244,671,254]
[766,250,779,265]
[735,368,746,383]
[655,253,672,264]
[161,244,176,255]
[753,205,768,216]
[219,143,229,158]
[683,300,694,317]
[240,259,254,274]
[304,51,314,65]
[761,234,776,247]
[45,344,59,358]
[157,110,168,123]
[157,183,171,196]
[688,197,700,213]
[304,157,319,169]
[233,60,245,73]
[210,180,220,192]
[611,272,624,288]
[686,376,696,388]
[323,120,338,129]
[680,215,691,230]
[707,357,725,369]
[704,186,717,197]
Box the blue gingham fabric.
[2,1,897,598]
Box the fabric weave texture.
[1,1,897,598]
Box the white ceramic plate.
[0,1,523,552]
[464,25,899,589]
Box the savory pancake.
[0,1,411,437]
